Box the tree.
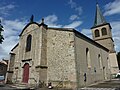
[117,52,120,70]
[0,19,4,44]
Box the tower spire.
[93,3,106,27]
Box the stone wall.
[47,28,77,88]
[74,32,110,88]
[18,24,42,84]
[109,53,119,76]
[6,44,19,83]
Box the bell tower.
[91,3,119,76]
[91,3,115,52]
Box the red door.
[22,63,29,83]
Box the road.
[80,79,120,90]
[0,79,120,90]
[0,84,17,90]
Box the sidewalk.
[80,79,120,90]
[88,79,120,88]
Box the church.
[6,3,119,89]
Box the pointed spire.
[94,3,106,27]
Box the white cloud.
[110,21,120,52]
[75,6,82,15]
[68,0,82,15]
[0,18,27,60]
[80,29,92,39]
[44,14,82,29]
[0,14,83,60]
[0,14,83,59]
[0,4,15,16]
[44,15,62,28]
[68,0,76,9]
[104,0,120,16]
[69,15,79,21]
[64,21,82,28]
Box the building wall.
[0,63,7,76]
[91,24,119,76]
[92,24,115,52]
[8,23,112,89]
[47,28,77,88]
[18,24,43,84]
[6,44,19,83]
[109,53,119,76]
[96,39,114,52]
[92,24,112,40]
[74,32,110,88]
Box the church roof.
[93,3,106,27]
[74,30,109,52]
[19,22,39,36]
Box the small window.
[95,29,100,37]
[101,28,107,36]
[0,67,4,71]
[26,35,32,52]
[86,48,91,68]
[98,54,102,69]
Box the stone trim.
[15,67,19,69]
[19,22,39,36]
[22,59,32,62]
[48,27,74,32]
[7,71,13,73]
[11,43,19,51]
[35,65,48,69]
[91,23,112,29]
[94,37,114,42]
[74,30,109,52]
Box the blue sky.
[0,0,120,59]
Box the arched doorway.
[22,63,29,83]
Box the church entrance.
[22,63,29,83]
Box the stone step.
[79,88,117,90]
[8,83,32,89]
[39,87,73,90]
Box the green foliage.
[0,20,4,44]
[117,52,120,70]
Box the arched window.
[98,54,102,69]
[101,27,107,36]
[107,57,110,69]
[86,48,91,68]
[95,29,100,37]
[26,35,32,52]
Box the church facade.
[6,3,118,89]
